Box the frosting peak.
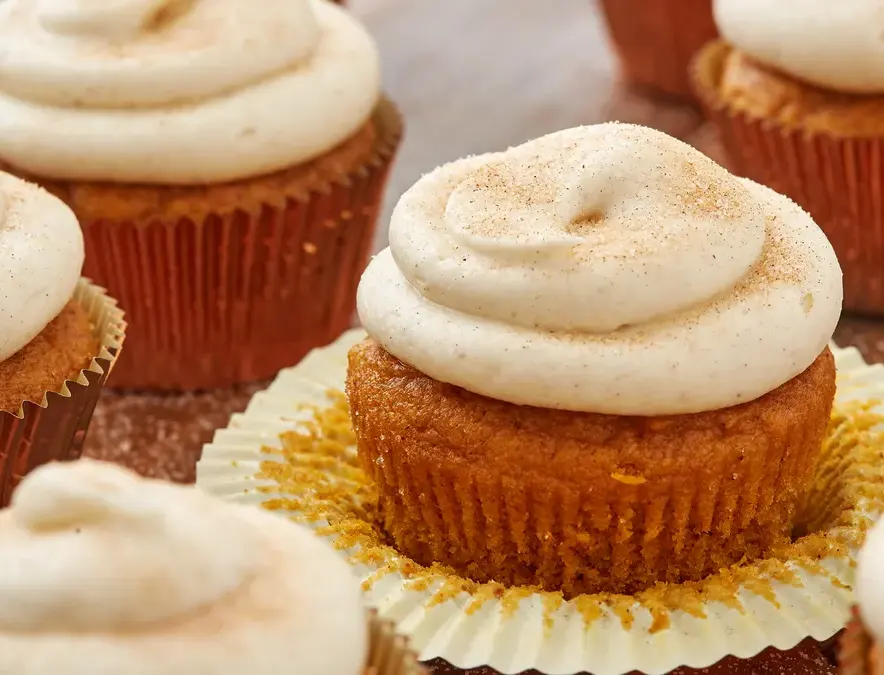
[0,460,368,675]
[0,172,84,365]
[429,125,766,333]
[0,0,379,184]
[358,123,842,415]
[714,0,884,94]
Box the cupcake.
[597,0,717,99]
[691,0,884,315]
[839,515,884,675]
[0,0,402,390]
[347,122,843,597]
[0,459,423,675]
[0,172,123,507]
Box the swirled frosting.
[0,459,367,675]
[0,0,380,184]
[714,0,884,94]
[0,171,83,363]
[357,123,842,415]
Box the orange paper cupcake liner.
[839,613,874,675]
[366,613,425,675]
[0,279,125,506]
[692,41,884,316]
[78,98,401,391]
[598,0,717,99]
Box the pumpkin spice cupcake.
[839,515,884,675]
[0,172,124,507]
[0,0,402,390]
[348,123,842,597]
[0,459,423,675]
[692,0,884,315]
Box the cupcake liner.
[353,348,833,598]
[691,40,884,316]
[78,97,402,391]
[368,612,426,675]
[196,331,884,675]
[839,613,873,675]
[0,278,125,506]
[597,0,717,99]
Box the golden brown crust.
[347,338,836,596]
[702,41,884,136]
[1,118,378,223]
[0,300,99,413]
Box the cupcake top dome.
[357,122,842,415]
[0,171,83,363]
[0,459,367,675]
[0,0,380,184]
[714,0,884,94]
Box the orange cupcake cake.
[347,123,843,596]
[691,0,884,314]
[0,0,402,390]
[0,459,422,675]
[0,172,123,506]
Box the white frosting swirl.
[714,0,884,94]
[357,123,842,416]
[857,515,884,644]
[0,0,380,184]
[0,460,367,675]
[0,171,84,364]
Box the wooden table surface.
[82,0,884,481]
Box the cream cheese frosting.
[857,515,884,644]
[0,459,367,675]
[357,123,843,416]
[714,0,884,94]
[0,171,83,363]
[0,0,380,184]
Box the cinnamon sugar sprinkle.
[250,392,884,635]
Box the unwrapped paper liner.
[196,330,884,675]
[74,97,401,391]
[0,278,125,506]
[598,0,717,99]
[692,40,884,316]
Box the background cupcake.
[0,172,124,507]
[0,459,423,675]
[0,0,402,390]
[692,0,884,315]
[597,0,717,99]
[349,123,842,596]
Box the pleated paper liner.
[691,40,884,316]
[0,278,125,506]
[839,612,874,675]
[597,0,717,99]
[67,97,400,391]
[196,330,884,675]
[368,612,426,675]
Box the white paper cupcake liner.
[196,330,884,675]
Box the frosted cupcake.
[840,516,884,675]
[348,123,842,596]
[0,0,402,390]
[0,459,422,675]
[0,172,123,507]
[692,0,884,315]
